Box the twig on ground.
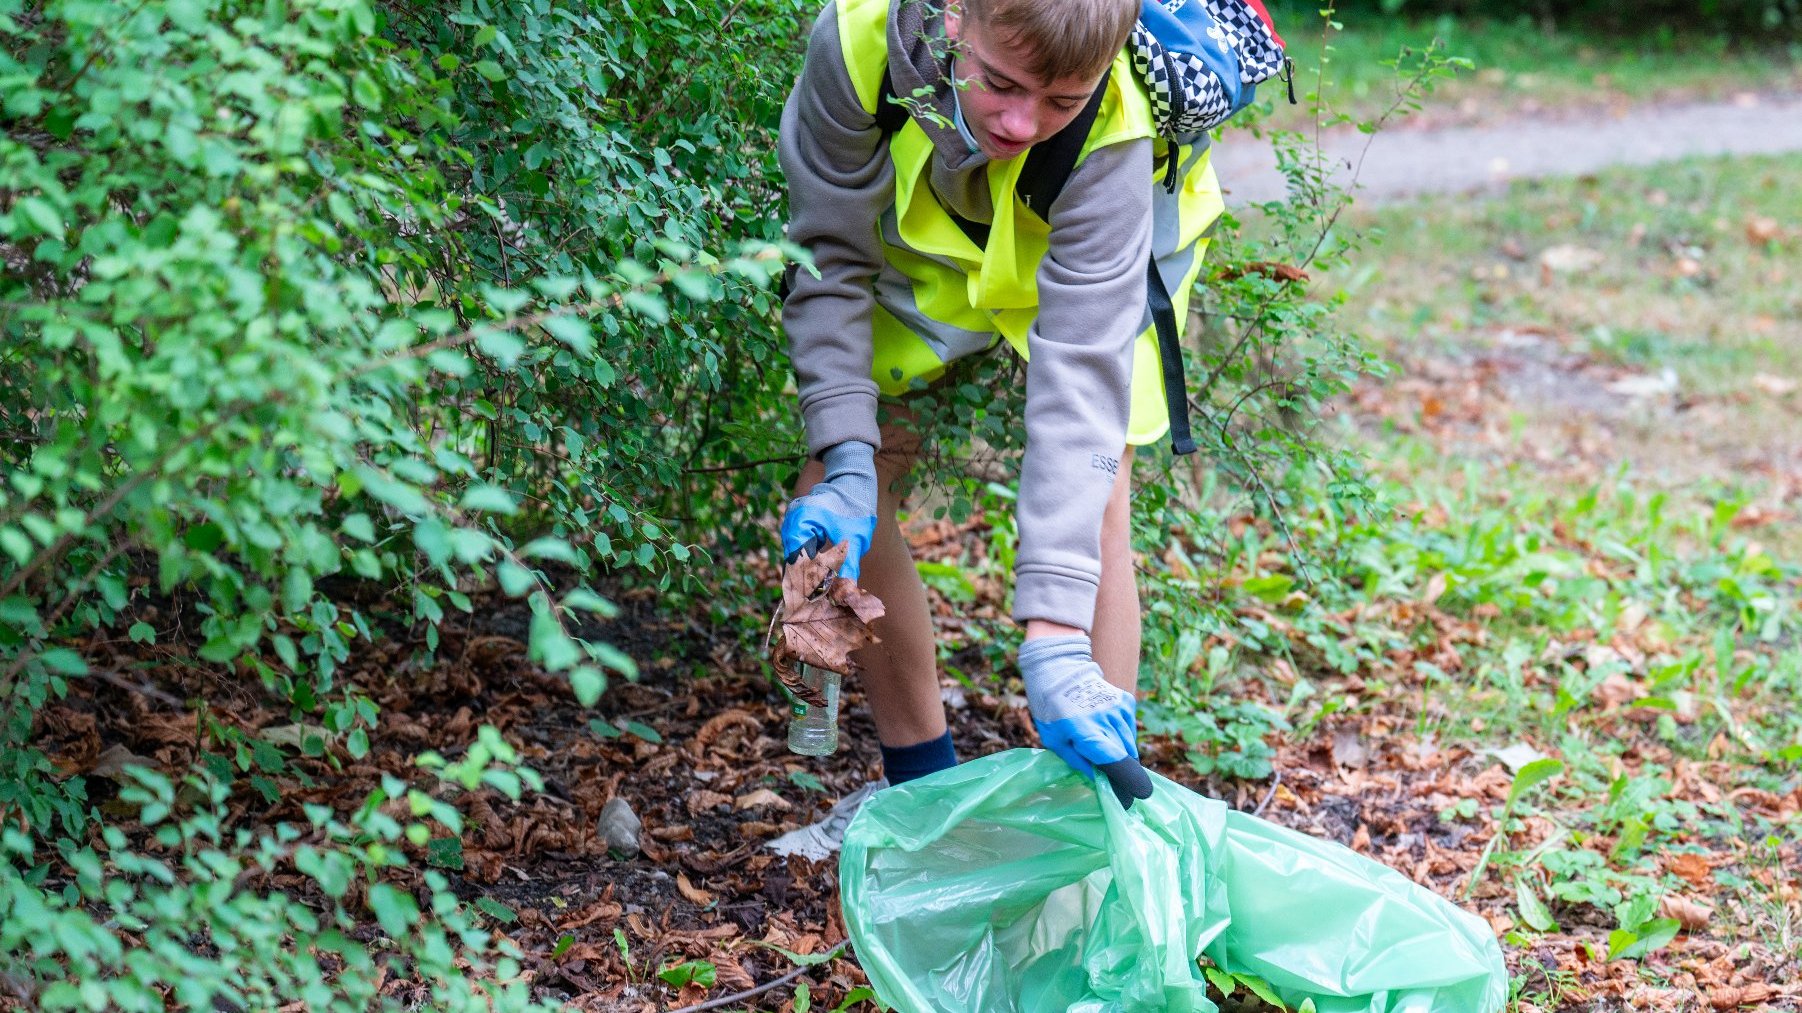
[91,668,186,710]
[664,941,847,1013]
[1252,768,1283,817]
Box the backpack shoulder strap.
[874,68,910,135]
[1016,82,1106,222]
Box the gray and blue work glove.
[1021,634,1155,810]
[780,440,879,581]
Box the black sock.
[879,731,958,785]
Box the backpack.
[874,0,1292,455]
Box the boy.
[773,0,1223,850]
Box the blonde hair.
[960,0,1138,84]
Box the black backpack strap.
[874,68,910,135]
[1144,257,1197,455]
[1017,82,1107,220]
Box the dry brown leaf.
[771,540,886,705]
[1709,984,1777,1010]
[1657,893,1714,931]
[676,872,716,906]
[693,709,760,751]
[555,900,624,932]
[88,743,159,782]
[1217,260,1311,284]
[1666,852,1714,890]
[1745,215,1781,246]
[735,788,791,811]
[686,790,733,815]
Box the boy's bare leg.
[791,424,944,749]
[1091,445,1140,695]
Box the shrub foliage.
[0,0,1417,1004]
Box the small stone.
[599,797,641,856]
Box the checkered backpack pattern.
[1130,0,1290,139]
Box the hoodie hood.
[887,0,997,219]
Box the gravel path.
[1211,91,1802,204]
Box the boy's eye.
[1051,98,1080,112]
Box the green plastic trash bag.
[840,749,1507,1013]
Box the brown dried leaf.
[1218,261,1311,284]
[686,790,733,815]
[676,872,716,907]
[734,788,791,812]
[1666,852,1713,890]
[1745,215,1781,246]
[1657,893,1714,931]
[1709,985,1776,1010]
[771,541,885,704]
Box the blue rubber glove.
[1020,634,1154,809]
[780,440,879,581]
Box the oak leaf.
[771,540,885,705]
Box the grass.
[1323,152,1802,555]
[1134,148,1802,1006]
[1301,153,1802,1004]
[1144,436,1802,1004]
[1267,5,1802,126]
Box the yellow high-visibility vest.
[835,0,1226,445]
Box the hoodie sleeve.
[778,4,894,455]
[1012,138,1154,630]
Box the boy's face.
[943,8,1103,161]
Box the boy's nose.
[1000,102,1037,143]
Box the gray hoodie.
[779,0,1153,632]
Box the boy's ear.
[943,2,961,42]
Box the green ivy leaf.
[15,197,64,239]
[658,960,717,989]
[368,883,418,939]
[427,836,465,870]
[1202,965,1235,997]
[570,666,604,706]
[1506,758,1565,808]
[351,72,383,110]
[38,648,88,676]
[621,720,661,744]
[459,485,517,514]
[1235,972,1285,1008]
[475,897,516,923]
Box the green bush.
[1,726,553,1011]
[2,0,804,1003]
[1,0,1434,1002]
[0,0,805,814]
